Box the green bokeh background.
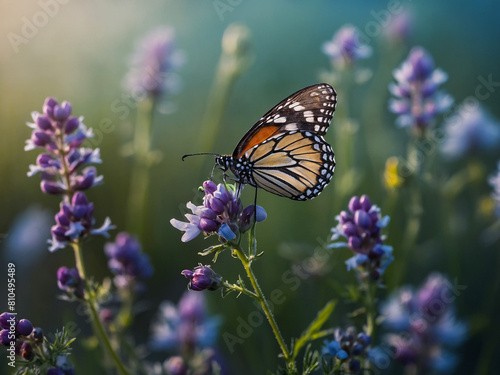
[1,0,500,373]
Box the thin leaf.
[292,300,336,360]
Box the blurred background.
[1,0,500,373]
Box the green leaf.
[292,300,336,360]
[198,244,225,257]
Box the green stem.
[72,242,129,375]
[222,281,258,298]
[127,97,155,241]
[232,246,294,369]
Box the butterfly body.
[215,83,337,200]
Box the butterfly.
[186,83,337,200]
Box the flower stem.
[232,246,294,370]
[72,241,129,375]
[127,97,155,242]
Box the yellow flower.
[384,157,404,190]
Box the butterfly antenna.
[181,152,218,161]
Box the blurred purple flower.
[322,25,372,69]
[150,291,220,353]
[171,181,266,243]
[124,26,185,99]
[104,232,153,289]
[389,47,453,134]
[441,103,500,160]
[164,356,187,375]
[384,11,413,44]
[322,327,371,372]
[57,266,84,299]
[380,273,467,373]
[489,161,500,217]
[328,195,393,280]
[181,265,223,292]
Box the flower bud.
[181,265,222,291]
[16,319,33,337]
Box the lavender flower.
[26,98,114,251]
[489,161,500,217]
[49,192,114,252]
[104,232,153,289]
[57,267,84,299]
[322,25,372,69]
[328,195,393,280]
[164,356,187,375]
[150,291,220,353]
[380,273,467,373]
[322,327,371,373]
[441,103,500,160]
[181,265,223,292]
[384,11,413,44]
[124,26,184,99]
[170,181,266,243]
[389,47,453,134]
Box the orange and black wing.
[232,83,337,159]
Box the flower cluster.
[379,273,467,373]
[170,181,266,243]
[57,266,85,299]
[441,103,500,160]
[104,232,153,289]
[181,265,223,292]
[0,312,35,360]
[389,47,453,134]
[26,97,102,194]
[150,291,220,354]
[26,98,114,251]
[329,195,393,280]
[490,161,500,217]
[322,25,372,69]
[322,326,371,373]
[124,26,184,99]
[50,192,113,252]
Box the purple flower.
[150,291,220,352]
[57,266,84,299]
[26,98,102,195]
[26,98,113,252]
[389,47,453,134]
[384,10,413,44]
[328,195,393,280]
[441,103,500,160]
[380,273,467,373]
[16,319,33,337]
[322,327,371,372]
[0,312,17,330]
[489,161,500,217]
[49,192,114,252]
[104,232,153,289]
[181,265,223,292]
[322,25,372,69]
[124,26,184,99]
[164,356,187,375]
[171,181,266,243]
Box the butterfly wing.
[239,130,335,200]
[232,83,337,159]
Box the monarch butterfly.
[187,83,337,200]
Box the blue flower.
[150,292,220,352]
[329,195,393,280]
[322,25,372,69]
[389,47,453,134]
[380,273,467,373]
[489,161,500,217]
[322,327,372,372]
[441,103,500,159]
[105,232,153,289]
